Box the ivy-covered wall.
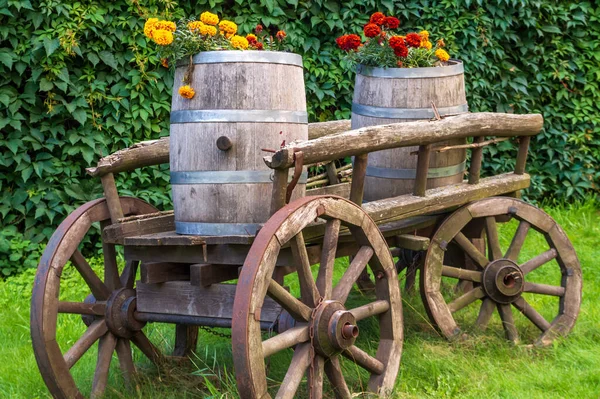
[1,0,599,276]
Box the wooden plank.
[190,264,240,287]
[307,182,351,199]
[413,144,431,197]
[394,234,430,251]
[103,214,175,245]
[123,231,254,246]
[140,262,190,284]
[136,281,282,322]
[265,113,544,169]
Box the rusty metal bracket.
[285,150,304,204]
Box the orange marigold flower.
[155,20,176,32]
[144,18,158,38]
[388,36,405,49]
[161,58,169,68]
[219,20,237,35]
[336,34,361,51]
[255,42,264,50]
[276,30,286,41]
[419,30,429,39]
[178,85,195,99]
[255,24,263,33]
[397,60,404,67]
[435,48,450,62]
[246,33,258,45]
[383,16,400,29]
[200,11,219,26]
[200,24,217,36]
[405,32,421,47]
[188,21,204,32]
[393,45,408,58]
[363,23,381,38]
[152,29,174,45]
[230,35,249,50]
[437,38,446,48]
[369,12,385,25]
[420,40,432,50]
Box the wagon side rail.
[264,112,544,214]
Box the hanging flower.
[200,24,217,36]
[383,16,400,29]
[178,85,195,99]
[155,20,176,32]
[405,32,421,47]
[369,12,385,25]
[363,23,381,38]
[152,30,174,45]
[144,18,158,38]
[219,20,237,35]
[188,21,204,32]
[336,34,361,51]
[230,35,249,50]
[161,58,169,68]
[394,45,408,58]
[388,36,405,49]
[276,30,287,41]
[200,11,219,26]
[435,49,450,62]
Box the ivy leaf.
[0,50,13,69]
[39,78,53,91]
[72,109,88,125]
[43,38,60,57]
[88,53,99,66]
[0,94,9,107]
[21,166,33,182]
[99,51,118,69]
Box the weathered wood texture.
[86,121,351,178]
[140,262,190,284]
[307,182,351,198]
[136,281,282,322]
[170,59,308,228]
[265,113,544,169]
[352,67,467,200]
[190,263,240,287]
[103,213,174,245]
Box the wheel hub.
[105,288,145,338]
[310,300,359,357]
[482,259,524,304]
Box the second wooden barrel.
[351,60,468,201]
[170,51,307,235]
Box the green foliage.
[1,0,599,275]
[0,226,43,276]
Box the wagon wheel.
[421,197,582,346]
[31,197,197,398]
[232,195,403,398]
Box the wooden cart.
[31,112,582,399]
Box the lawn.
[0,199,599,398]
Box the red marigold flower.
[394,45,408,58]
[276,30,286,41]
[336,34,361,51]
[388,36,405,49]
[336,35,347,49]
[383,16,400,29]
[397,60,404,67]
[255,42,264,50]
[255,24,263,33]
[363,23,381,38]
[370,12,385,25]
[405,32,421,48]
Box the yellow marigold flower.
[419,30,429,39]
[246,33,257,42]
[155,20,176,32]
[178,85,195,99]
[219,20,237,35]
[230,35,249,50]
[435,48,450,62]
[144,18,158,38]
[188,21,204,32]
[420,40,432,50]
[152,29,174,46]
[200,24,217,36]
[200,11,219,26]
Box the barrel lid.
[180,50,303,67]
[357,59,464,78]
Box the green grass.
[1,200,599,398]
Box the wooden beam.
[103,213,175,245]
[190,264,240,287]
[140,262,190,284]
[265,113,544,169]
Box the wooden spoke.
[474,297,495,330]
[58,301,105,316]
[173,325,199,358]
[441,266,482,283]
[71,250,111,300]
[519,248,558,275]
[505,220,530,261]
[290,232,320,307]
[332,246,374,303]
[484,216,502,261]
[497,304,519,343]
[324,356,351,399]
[317,219,341,299]
[101,220,121,291]
[341,345,384,375]
[262,325,309,358]
[512,297,551,332]
[64,320,108,369]
[131,331,161,364]
[275,343,312,399]
[453,232,489,268]
[523,282,565,297]
[115,339,135,386]
[447,287,485,313]
[349,300,390,321]
[91,332,117,399]
[308,355,325,399]
[267,279,312,322]
[120,260,138,290]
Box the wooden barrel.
[351,60,468,202]
[170,51,307,235]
